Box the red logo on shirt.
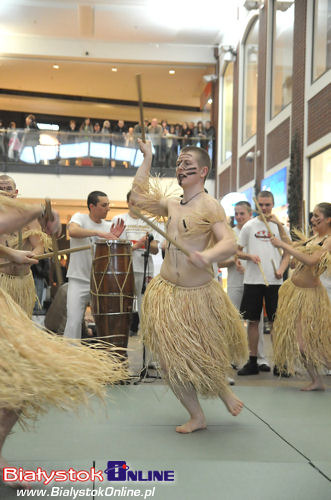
[255,230,271,241]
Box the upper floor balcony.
[0,128,215,178]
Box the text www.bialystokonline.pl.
[17,486,157,498]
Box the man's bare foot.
[300,381,326,391]
[176,417,207,434]
[0,456,29,489]
[219,389,244,416]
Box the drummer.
[63,191,125,340]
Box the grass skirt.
[141,275,248,396]
[0,288,128,426]
[273,279,331,375]
[0,270,36,317]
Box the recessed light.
[169,69,175,75]
[52,64,60,70]
[112,67,118,72]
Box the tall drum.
[91,240,135,354]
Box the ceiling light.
[52,64,59,70]
[169,69,175,75]
[112,67,118,72]
[208,98,213,104]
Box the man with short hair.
[131,141,248,433]
[0,175,48,316]
[237,191,290,375]
[218,200,270,371]
[63,191,124,339]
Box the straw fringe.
[133,177,181,220]
[0,271,36,317]
[272,279,331,375]
[0,288,128,427]
[181,198,229,248]
[9,229,52,251]
[140,275,248,396]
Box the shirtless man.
[132,140,248,433]
[0,175,49,316]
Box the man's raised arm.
[131,139,168,217]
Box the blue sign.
[260,167,287,208]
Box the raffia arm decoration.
[181,199,228,246]
[9,229,52,251]
[132,176,181,221]
[291,233,331,276]
[316,250,331,277]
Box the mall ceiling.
[0,0,240,112]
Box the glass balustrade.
[0,128,215,175]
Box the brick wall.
[308,84,331,145]
[266,118,290,169]
[218,167,231,198]
[239,149,255,188]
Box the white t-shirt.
[112,213,159,274]
[66,213,111,282]
[227,226,246,288]
[238,217,289,285]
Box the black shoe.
[258,363,271,372]
[238,361,259,376]
[273,365,291,378]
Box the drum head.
[95,239,132,246]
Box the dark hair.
[316,202,331,219]
[235,201,252,212]
[87,191,107,210]
[179,146,211,179]
[257,190,274,204]
[126,190,132,203]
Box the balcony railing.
[0,129,215,176]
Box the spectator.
[21,114,39,162]
[125,127,136,148]
[195,121,206,143]
[7,122,21,160]
[113,120,127,146]
[0,120,6,161]
[101,120,112,140]
[180,122,193,147]
[79,118,93,135]
[134,119,149,140]
[93,122,102,142]
[148,118,162,163]
[160,120,169,161]
[201,121,214,150]
[165,124,178,168]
